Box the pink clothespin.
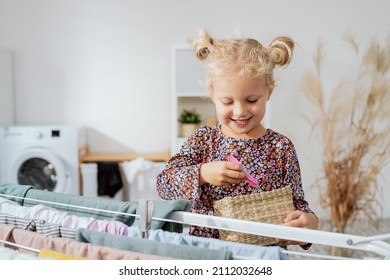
[227,155,259,188]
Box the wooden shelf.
[80,152,169,163]
[78,144,170,163]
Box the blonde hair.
[191,29,295,91]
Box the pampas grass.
[302,34,390,235]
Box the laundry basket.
[80,163,98,198]
[213,186,294,246]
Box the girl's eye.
[247,99,259,104]
[221,100,233,105]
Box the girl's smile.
[231,117,252,127]
[211,76,272,139]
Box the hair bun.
[269,37,295,66]
[196,46,210,60]
[193,29,214,61]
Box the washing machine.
[0,125,86,195]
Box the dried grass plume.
[301,34,390,234]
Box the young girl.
[157,29,318,247]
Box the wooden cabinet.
[170,45,216,155]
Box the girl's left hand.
[275,211,319,246]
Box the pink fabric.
[0,224,16,250]
[88,220,129,236]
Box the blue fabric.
[126,227,288,260]
[76,228,233,260]
[0,184,33,205]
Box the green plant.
[178,108,202,124]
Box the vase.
[180,123,198,138]
[329,225,347,257]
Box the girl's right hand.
[199,161,247,186]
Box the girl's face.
[211,76,272,139]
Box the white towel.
[122,158,165,201]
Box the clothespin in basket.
[139,199,153,239]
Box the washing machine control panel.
[34,131,43,139]
[51,130,60,137]
[32,130,61,139]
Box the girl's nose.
[233,103,246,117]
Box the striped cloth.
[0,213,76,239]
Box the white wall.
[0,49,14,125]
[0,0,389,218]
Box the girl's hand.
[199,161,247,186]
[275,211,319,246]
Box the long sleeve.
[156,126,211,201]
[281,140,313,214]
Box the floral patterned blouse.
[156,125,314,239]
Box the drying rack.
[1,193,389,260]
[138,200,390,260]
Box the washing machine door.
[11,147,68,193]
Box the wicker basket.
[213,186,294,246]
